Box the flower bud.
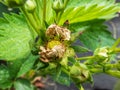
[4,0,25,7]
[94,47,109,63]
[52,0,65,12]
[70,63,90,83]
[24,0,36,13]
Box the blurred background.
[0,0,120,90]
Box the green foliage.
[7,54,38,79]
[69,20,115,51]
[71,45,90,53]
[79,26,115,51]
[58,0,120,25]
[0,65,12,89]
[35,0,55,26]
[53,69,71,86]
[14,78,35,90]
[8,58,26,79]
[0,13,33,61]
[17,54,38,77]
[0,0,120,90]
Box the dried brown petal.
[39,44,65,62]
[46,24,71,41]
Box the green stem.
[35,0,41,15]
[43,0,46,21]
[105,63,117,69]
[76,56,94,60]
[0,1,6,5]
[106,70,120,78]
[111,38,120,51]
[55,11,61,24]
[64,0,70,7]
[35,0,45,30]
[88,63,117,73]
[57,0,69,25]
[61,67,70,75]
[20,7,40,34]
[113,48,120,53]
[90,68,103,73]
[33,12,40,27]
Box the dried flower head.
[39,41,65,62]
[46,24,71,41]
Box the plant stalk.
[106,70,120,78]
[76,56,94,60]
[20,7,39,34]
[111,38,120,51]
[43,0,46,21]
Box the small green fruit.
[47,40,61,49]
[52,0,65,12]
[24,0,36,13]
[70,63,90,83]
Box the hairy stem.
[113,48,120,53]
[20,7,40,35]
[111,38,120,51]
[76,56,94,60]
[90,68,103,73]
[61,67,70,75]
[106,70,120,78]
[33,12,40,28]
[43,0,46,21]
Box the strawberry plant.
[0,0,120,90]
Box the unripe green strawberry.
[47,40,61,49]
[70,63,90,83]
[52,0,65,12]
[94,47,110,63]
[24,0,36,13]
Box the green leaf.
[0,13,33,61]
[0,65,10,83]
[17,54,38,77]
[58,0,120,25]
[68,57,76,65]
[71,45,90,53]
[7,54,38,79]
[35,0,55,25]
[0,65,12,89]
[79,29,115,51]
[0,81,12,89]
[69,19,105,32]
[8,58,26,79]
[53,69,71,86]
[74,20,115,51]
[14,78,34,90]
